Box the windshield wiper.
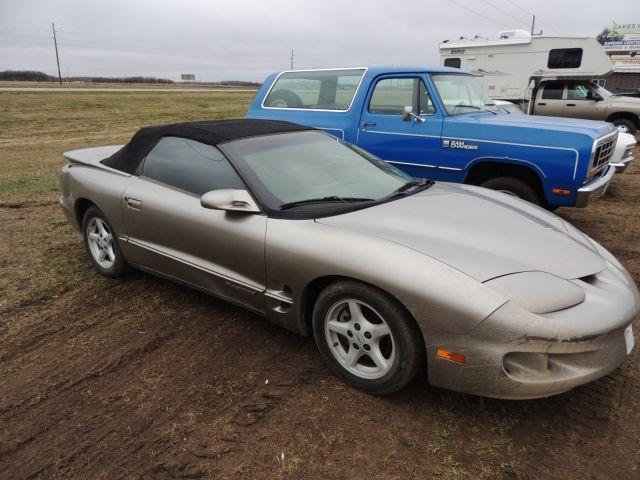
[384,178,434,200]
[279,196,374,210]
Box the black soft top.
[101,118,313,174]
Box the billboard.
[600,22,640,71]
[181,74,196,81]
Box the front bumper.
[610,155,634,173]
[575,164,615,207]
[425,263,640,399]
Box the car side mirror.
[402,105,425,123]
[201,189,260,213]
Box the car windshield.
[431,73,496,115]
[220,131,413,211]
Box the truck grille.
[590,134,617,175]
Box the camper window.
[547,48,583,69]
[444,58,461,69]
[542,82,564,100]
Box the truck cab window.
[369,78,431,116]
[444,58,461,69]
[542,82,564,100]
[567,83,590,100]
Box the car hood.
[316,183,606,282]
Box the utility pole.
[52,23,62,85]
[290,49,294,70]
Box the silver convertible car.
[59,119,639,399]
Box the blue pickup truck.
[247,66,619,208]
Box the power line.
[500,0,559,34]
[444,0,512,29]
[477,0,530,27]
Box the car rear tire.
[612,119,637,136]
[82,206,129,278]
[312,280,424,395]
[480,176,542,206]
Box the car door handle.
[125,197,142,210]
[537,102,546,106]
[566,103,576,107]
[363,122,377,128]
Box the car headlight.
[484,271,585,314]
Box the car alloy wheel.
[324,299,395,379]
[86,217,116,269]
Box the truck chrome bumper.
[575,164,615,208]
[610,155,634,174]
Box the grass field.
[1,90,639,479]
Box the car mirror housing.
[201,189,260,213]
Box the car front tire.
[312,280,424,395]
[82,206,129,278]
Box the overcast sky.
[0,0,636,82]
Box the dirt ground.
[1,91,639,479]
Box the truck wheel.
[265,89,303,108]
[612,119,636,136]
[480,177,541,206]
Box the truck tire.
[264,89,303,108]
[612,119,636,136]
[480,177,542,206]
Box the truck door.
[533,81,565,117]
[563,82,602,120]
[356,75,444,180]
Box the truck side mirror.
[402,105,413,121]
[587,90,602,102]
[402,105,425,123]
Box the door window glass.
[567,83,590,100]
[369,78,433,115]
[142,137,244,195]
[541,82,564,100]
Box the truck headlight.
[485,271,585,314]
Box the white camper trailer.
[439,30,613,106]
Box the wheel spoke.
[343,346,362,367]
[88,232,100,241]
[96,219,108,237]
[98,249,107,262]
[327,320,351,337]
[369,323,390,339]
[105,246,115,262]
[103,233,113,243]
[347,300,365,323]
[368,344,389,371]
